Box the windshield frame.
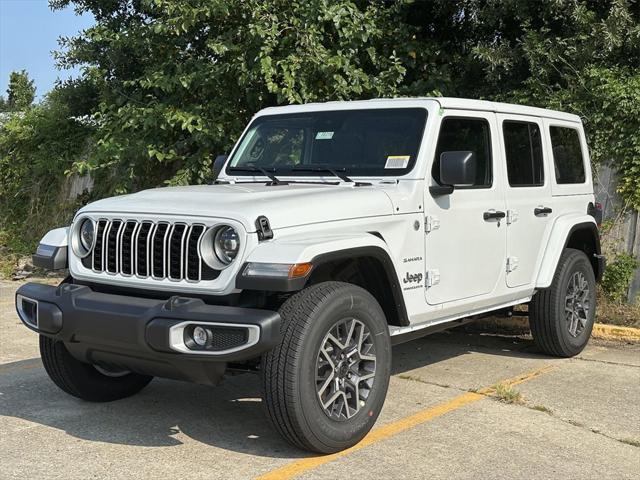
[224,107,429,179]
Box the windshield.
[226,108,427,177]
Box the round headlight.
[214,226,240,265]
[72,218,95,258]
[79,219,95,252]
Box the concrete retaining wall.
[594,163,639,303]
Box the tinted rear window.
[503,121,544,187]
[550,126,585,184]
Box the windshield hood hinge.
[256,216,273,241]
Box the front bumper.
[15,282,281,385]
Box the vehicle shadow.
[0,330,547,458]
[390,328,544,375]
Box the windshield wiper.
[227,166,287,185]
[291,166,353,183]
[291,166,373,186]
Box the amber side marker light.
[289,263,313,278]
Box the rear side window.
[433,118,492,188]
[550,126,585,184]
[503,121,544,187]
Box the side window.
[503,121,544,187]
[550,126,585,184]
[432,118,492,187]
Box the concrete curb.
[468,317,640,343]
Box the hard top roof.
[258,97,581,123]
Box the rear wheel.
[530,248,596,357]
[40,336,153,402]
[261,281,391,453]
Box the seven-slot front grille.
[86,220,218,281]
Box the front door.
[424,111,507,305]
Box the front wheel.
[529,248,597,357]
[261,282,391,453]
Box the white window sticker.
[315,131,334,140]
[385,155,410,169]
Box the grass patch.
[493,383,523,404]
[0,252,20,279]
[532,404,552,414]
[596,290,640,328]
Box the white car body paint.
[51,97,597,335]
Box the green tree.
[391,1,640,207]
[49,0,639,208]
[0,83,93,252]
[50,0,407,195]
[1,0,638,284]
[6,70,36,111]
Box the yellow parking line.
[255,364,556,480]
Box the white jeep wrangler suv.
[16,98,604,453]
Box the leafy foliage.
[0,87,93,252]
[397,1,640,208]
[1,0,639,263]
[50,0,407,196]
[45,0,640,207]
[1,70,37,112]
[601,253,638,302]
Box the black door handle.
[483,210,506,221]
[534,207,553,216]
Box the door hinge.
[506,209,518,225]
[425,215,440,234]
[506,256,519,273]
[426,269,440,288]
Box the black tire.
[261,281,391,453]
[39,336,153,402]
[530,248,597,357]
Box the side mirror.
[212,154,228,181]
[430,151,476,196]
[440,151,476,186]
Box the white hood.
[77,183,394,232]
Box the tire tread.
[530,248,595,357]
[39,336,152,402]
[261,281,385,452]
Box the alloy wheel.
[315,318,376,420]
[565,271,591,338]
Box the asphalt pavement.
[1,279,639,479]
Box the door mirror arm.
[429,184,455,197]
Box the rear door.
[498,114,554,288]
[424,111,507,305]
